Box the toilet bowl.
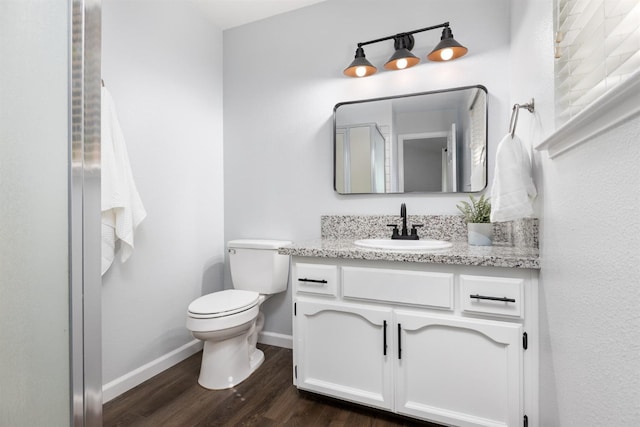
[186,239,291,390]
[187,289,263,389]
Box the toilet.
[186,239,291,390]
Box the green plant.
[457,194,491,223]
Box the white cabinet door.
[295,299,393,410]
[395,310,523,427]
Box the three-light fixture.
[344,22,468,78]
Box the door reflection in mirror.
[334,86,487,194]
[335,124,385,193]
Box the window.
[555,0,640,122]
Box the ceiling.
[195,0,328,30]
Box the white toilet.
[186,239,291,390]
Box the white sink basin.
[353,238,453,251]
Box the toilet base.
[250,348,264,372]
[196,321,266,390]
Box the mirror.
[334,85,487,194]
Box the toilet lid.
[188,289,259,318]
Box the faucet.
[388,203,423,240]
[400,203,408,237]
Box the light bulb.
[396,58,408,69]
[440,48,454,61]
[356,66,367,77]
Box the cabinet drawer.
[342,267,453,309]
[294,263,338,296]
[460,275,524,318]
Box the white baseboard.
[102,332,292,403]
[102,339,203,403]
[258,331,292,349]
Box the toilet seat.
[188,289,259,319]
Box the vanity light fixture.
[343,47,378,78]
[344,22,468,78]
[384,35,420,71]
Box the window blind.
[555,0,640,122]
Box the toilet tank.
[227,239,292,294]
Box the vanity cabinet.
[295,299,393,410]
[292,258,538,427]
[394,310,522,426]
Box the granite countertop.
[279,239,540,270]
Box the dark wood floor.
[103,344,440,427]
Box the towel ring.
[509,99,535,138]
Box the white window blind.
[555,0,640,122]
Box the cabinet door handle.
[297,278,328,284]
[383,320,387,356]
[397,323,402,360]
[469,294,516,303]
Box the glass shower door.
[0,1,102,425]
[0,1,73,425]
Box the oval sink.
[353,239,453,251]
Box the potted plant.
[457,194,493,246]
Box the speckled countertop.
[278,215,540,270]
[279,239,539,269]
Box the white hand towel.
[490,133,537,223]
[101,87,147,275]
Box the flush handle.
[470,294,516,303]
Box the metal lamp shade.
[384,48,420,70]
[344,47,377,77]
[427,27,468,61]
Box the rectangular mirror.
[334,85,487,194]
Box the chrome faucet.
[388,203,423,240]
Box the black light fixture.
[384,35,420,71]
[343,46,378,78]
[427,26,468,61]
[344,22,467,78]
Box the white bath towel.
[101,86,147,275]
[490,133,537,223]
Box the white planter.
[467,223,493,246]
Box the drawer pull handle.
[470,294,516,303]
[298,278,328,284]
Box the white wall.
[101,1,224,389]
[510,1,640,425]
[0,1,70,425]
[539,118,640,426]
[223,0,512,336]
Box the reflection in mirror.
[334,85,487,194]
